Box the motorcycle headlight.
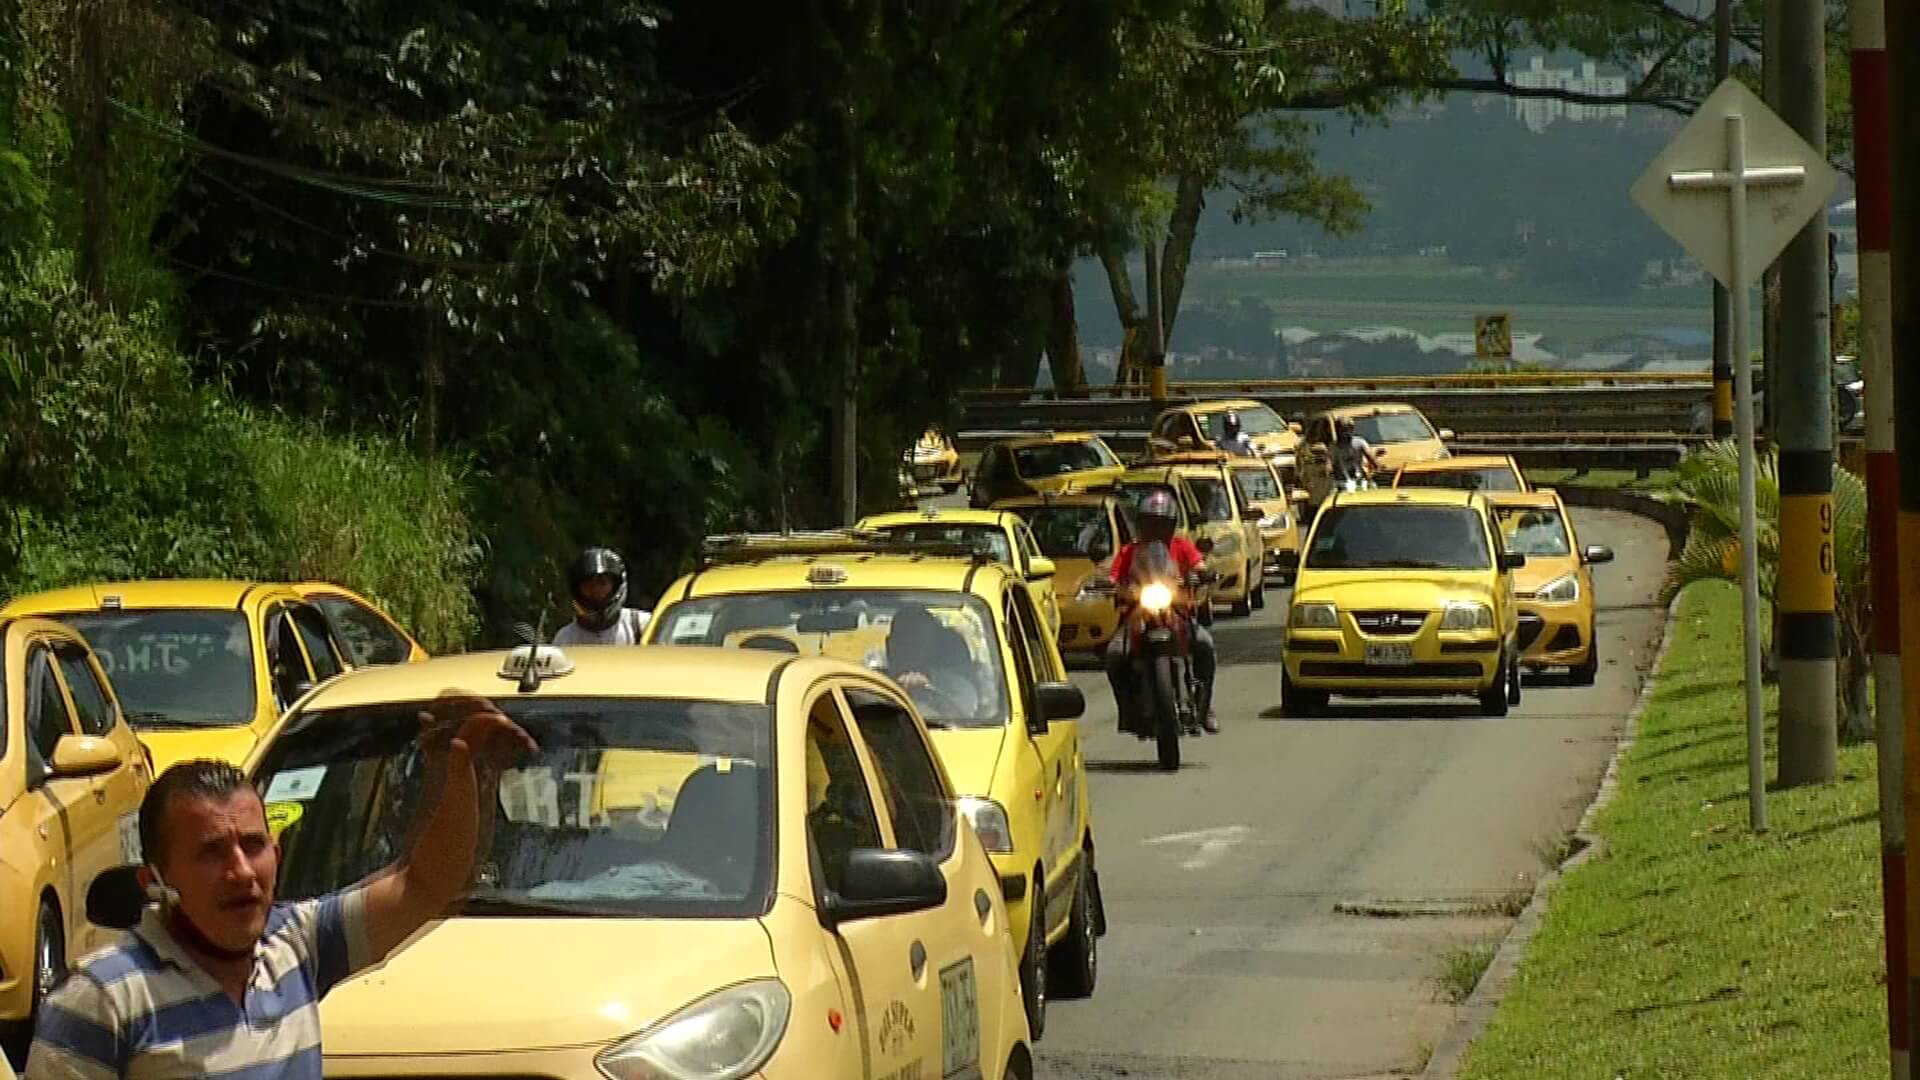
[1290,602,1338,629]
[956,796,1015,852]
[1537,575,1580,603]
[1140,583,1174,612]
[1439,601,1495,631]
[596,979,790,1080]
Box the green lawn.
[1458,580,1889,1079]
[1527,468,1675,492]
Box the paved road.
[1033,508,1670,1080]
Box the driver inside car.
[885,603,983,719]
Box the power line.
[164,254,429,309]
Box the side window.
[315,595,414,666]
[291,605,345,681]
[27,649,75,784]
[265,605,314,711]
[54,646,115,737]
[805,694,884,896]
[1008,589,1059,684]
[1017,522,1042,563]
[844,688,955,860]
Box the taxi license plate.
[940,958,980,1078]
[1365,644,1415,666]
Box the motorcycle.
[1107,542,1212,771]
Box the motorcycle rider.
[1330,416,1383,488]
[1219,412,1259,457]
[554,547,652,646]
[1104,489,1219,734]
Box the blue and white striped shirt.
[26,888,373,1079]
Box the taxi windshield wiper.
[124,711,230,730]
[461,894,617,917]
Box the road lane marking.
[1141,824,1253,869]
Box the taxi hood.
[1514,553,1580,594]
[137,725,260,775]
[1293,570,1498,610]
[322,916,777,1055]
[926,724,1011,800]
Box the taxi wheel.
[1571,636,1599,686]
[1281,669,1326,717]
[1480,655,1512,717]
[1507,653,1524,706]
[1048,863,1098,999]
[1197,602,1215,628]
[1019,885,1048,1041]
[1250,568,1266,610]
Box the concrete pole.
[1775,0,1839,787]
[1893,0,1920,1053]
[1763,0,1784,443]
[1853,0,1906,1070]
[1711,0,1734,439]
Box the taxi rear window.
[1307,506,1491,571]
[1398,467,1521,493]
[1013,440,1113,478]
[58,610,254,729]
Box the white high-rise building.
[1510,57,1629,133]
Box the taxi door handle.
[910,941,928,980]
[94,788,108,804]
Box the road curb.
[1418,588,1682,1080]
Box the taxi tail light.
[595,978,790,1080]
[956,796,1016,852]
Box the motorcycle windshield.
[1133,541,1178,582]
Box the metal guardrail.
[962,372,1713,401]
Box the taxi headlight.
[1139,583,1174,613]
[1439,601,1495,631]
[596,979,790,1080]
[956,796,1016,852]
[1537,575,1580,603]
[1290,602,1338,629]
[1259,512,1289,530]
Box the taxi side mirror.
[87,865,147,930]
[1438,428,1456,441]
[1289,489,1311,505]
[1027,556,1057,582]
[1289,421,1304,434]
[51,734,124,779]
[1504,551,1528,570]
[1034,681,1086,731]
[824,849,947,926]
[1583,544,1616,565]
[1273,550,1300,571]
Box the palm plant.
[1657,441,1872,741]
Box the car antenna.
[513,616,547,692]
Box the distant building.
[1510,57,1629,133]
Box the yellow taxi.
[1121,455,1267,616]
[857,508,1063,638]
[240,644,1036,1079]
[1227,457,1309,584]
[1297,403,1453,507]
[969,432,1127,509]
[907,426,967,493]
[991,492,1136,656]
[1488,491,1615,684]
[1148,399,1302,469]
[293,582,429,665]
[0,617,150,1048]
[1277,489,1525,717]
[2,581,367,774]
[1392,454,1529,494]
[644,533,1101,1040]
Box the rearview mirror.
[1033,681,1086,732]
[1027,556,1057,581]
[51,734,124,779]
[798,610,862,633]
[87,865,147,929]
[823,849,947,926]
[1583,544,1616,565]
[1504,551,1528,570]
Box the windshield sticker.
[265,801,305,838]
[262,765,327,803]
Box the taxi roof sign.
[499,643,574,691]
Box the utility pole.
[1894,0,1920,1055]
[75,0,110,304]
[1146,232,1168,406]
[1710,0,1734,439]
[826,54,861,525]
[1774,0,1838,787]
[1853,0,1905,1069]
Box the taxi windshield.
[1350,412,1436,445]
[1013,440,1114,478]
[1307,506,1492,570]
[653,591,1011,729]
[1010,505,1115,560]
[1185,477,1235,522]
[1232,466,1281,503]
[258,697,773,917]
[57,610,255,728]
[867,524,1012,565]
[1398,466,1522,493]
[1496,506,1572,556]
[1203,407,1286,438]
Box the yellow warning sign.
[265,801,305,839]
[1475,313,1513,359]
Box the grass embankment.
[1459,580,1887,1079]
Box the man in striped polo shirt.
[26,693,534,1079]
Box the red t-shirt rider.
[1104,487,1219,733]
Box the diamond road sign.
[1630,78,1838,288]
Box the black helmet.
[1335,416,1357,437]
[1136,488,1179,541]
[567,547,628,631]
[1223,412,1243,437]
